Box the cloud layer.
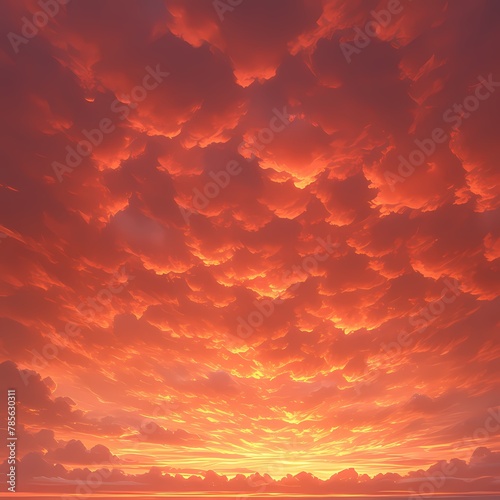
[0,0,499,494]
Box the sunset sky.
[0,0,499,496]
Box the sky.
[0,0,499,496]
